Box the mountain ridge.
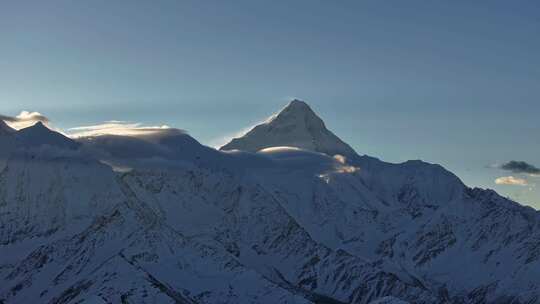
[0,100,539,304]
[16,121,80,150]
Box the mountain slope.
[0,120,16,172]
[0,120,15,135]
[221,99,540,303]
[0,118,439,303]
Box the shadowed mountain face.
[0,101,539,304]
[0,120,15,135]
[16,122,80,150]
[220,99,358,158]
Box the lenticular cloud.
[0,111,50,130]
[68,121,176,138]
[495,176,528,186]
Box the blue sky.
[1,1,539,208]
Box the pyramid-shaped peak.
[268,99,325,129]
[20,121,54,133]
[221,99,358,158]
[280,99,316,115]
[31,121,48,129]
[17,121,80,150]
[287,99,311,108]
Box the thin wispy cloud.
[209,125,256,149]
[69,121,175,138]
[0,111,50,130]
[211,115,278,149]
[495,176,528,186]
[213,100,298,149]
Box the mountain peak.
[22,121,52,133]
[221,99,358,158]
[287,98,310,109]
[17,122,80,150]
[33,121,46,127]
[269,99,325,129]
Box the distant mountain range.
[0,100,538,304]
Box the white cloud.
[495,176,528,186]
[1,111,50,130]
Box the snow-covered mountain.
[221,100,357,159]
[0,101,539,304]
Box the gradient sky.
[1,1,539,208]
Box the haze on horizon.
[1,0,539,208]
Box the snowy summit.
[221,99,357,158]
